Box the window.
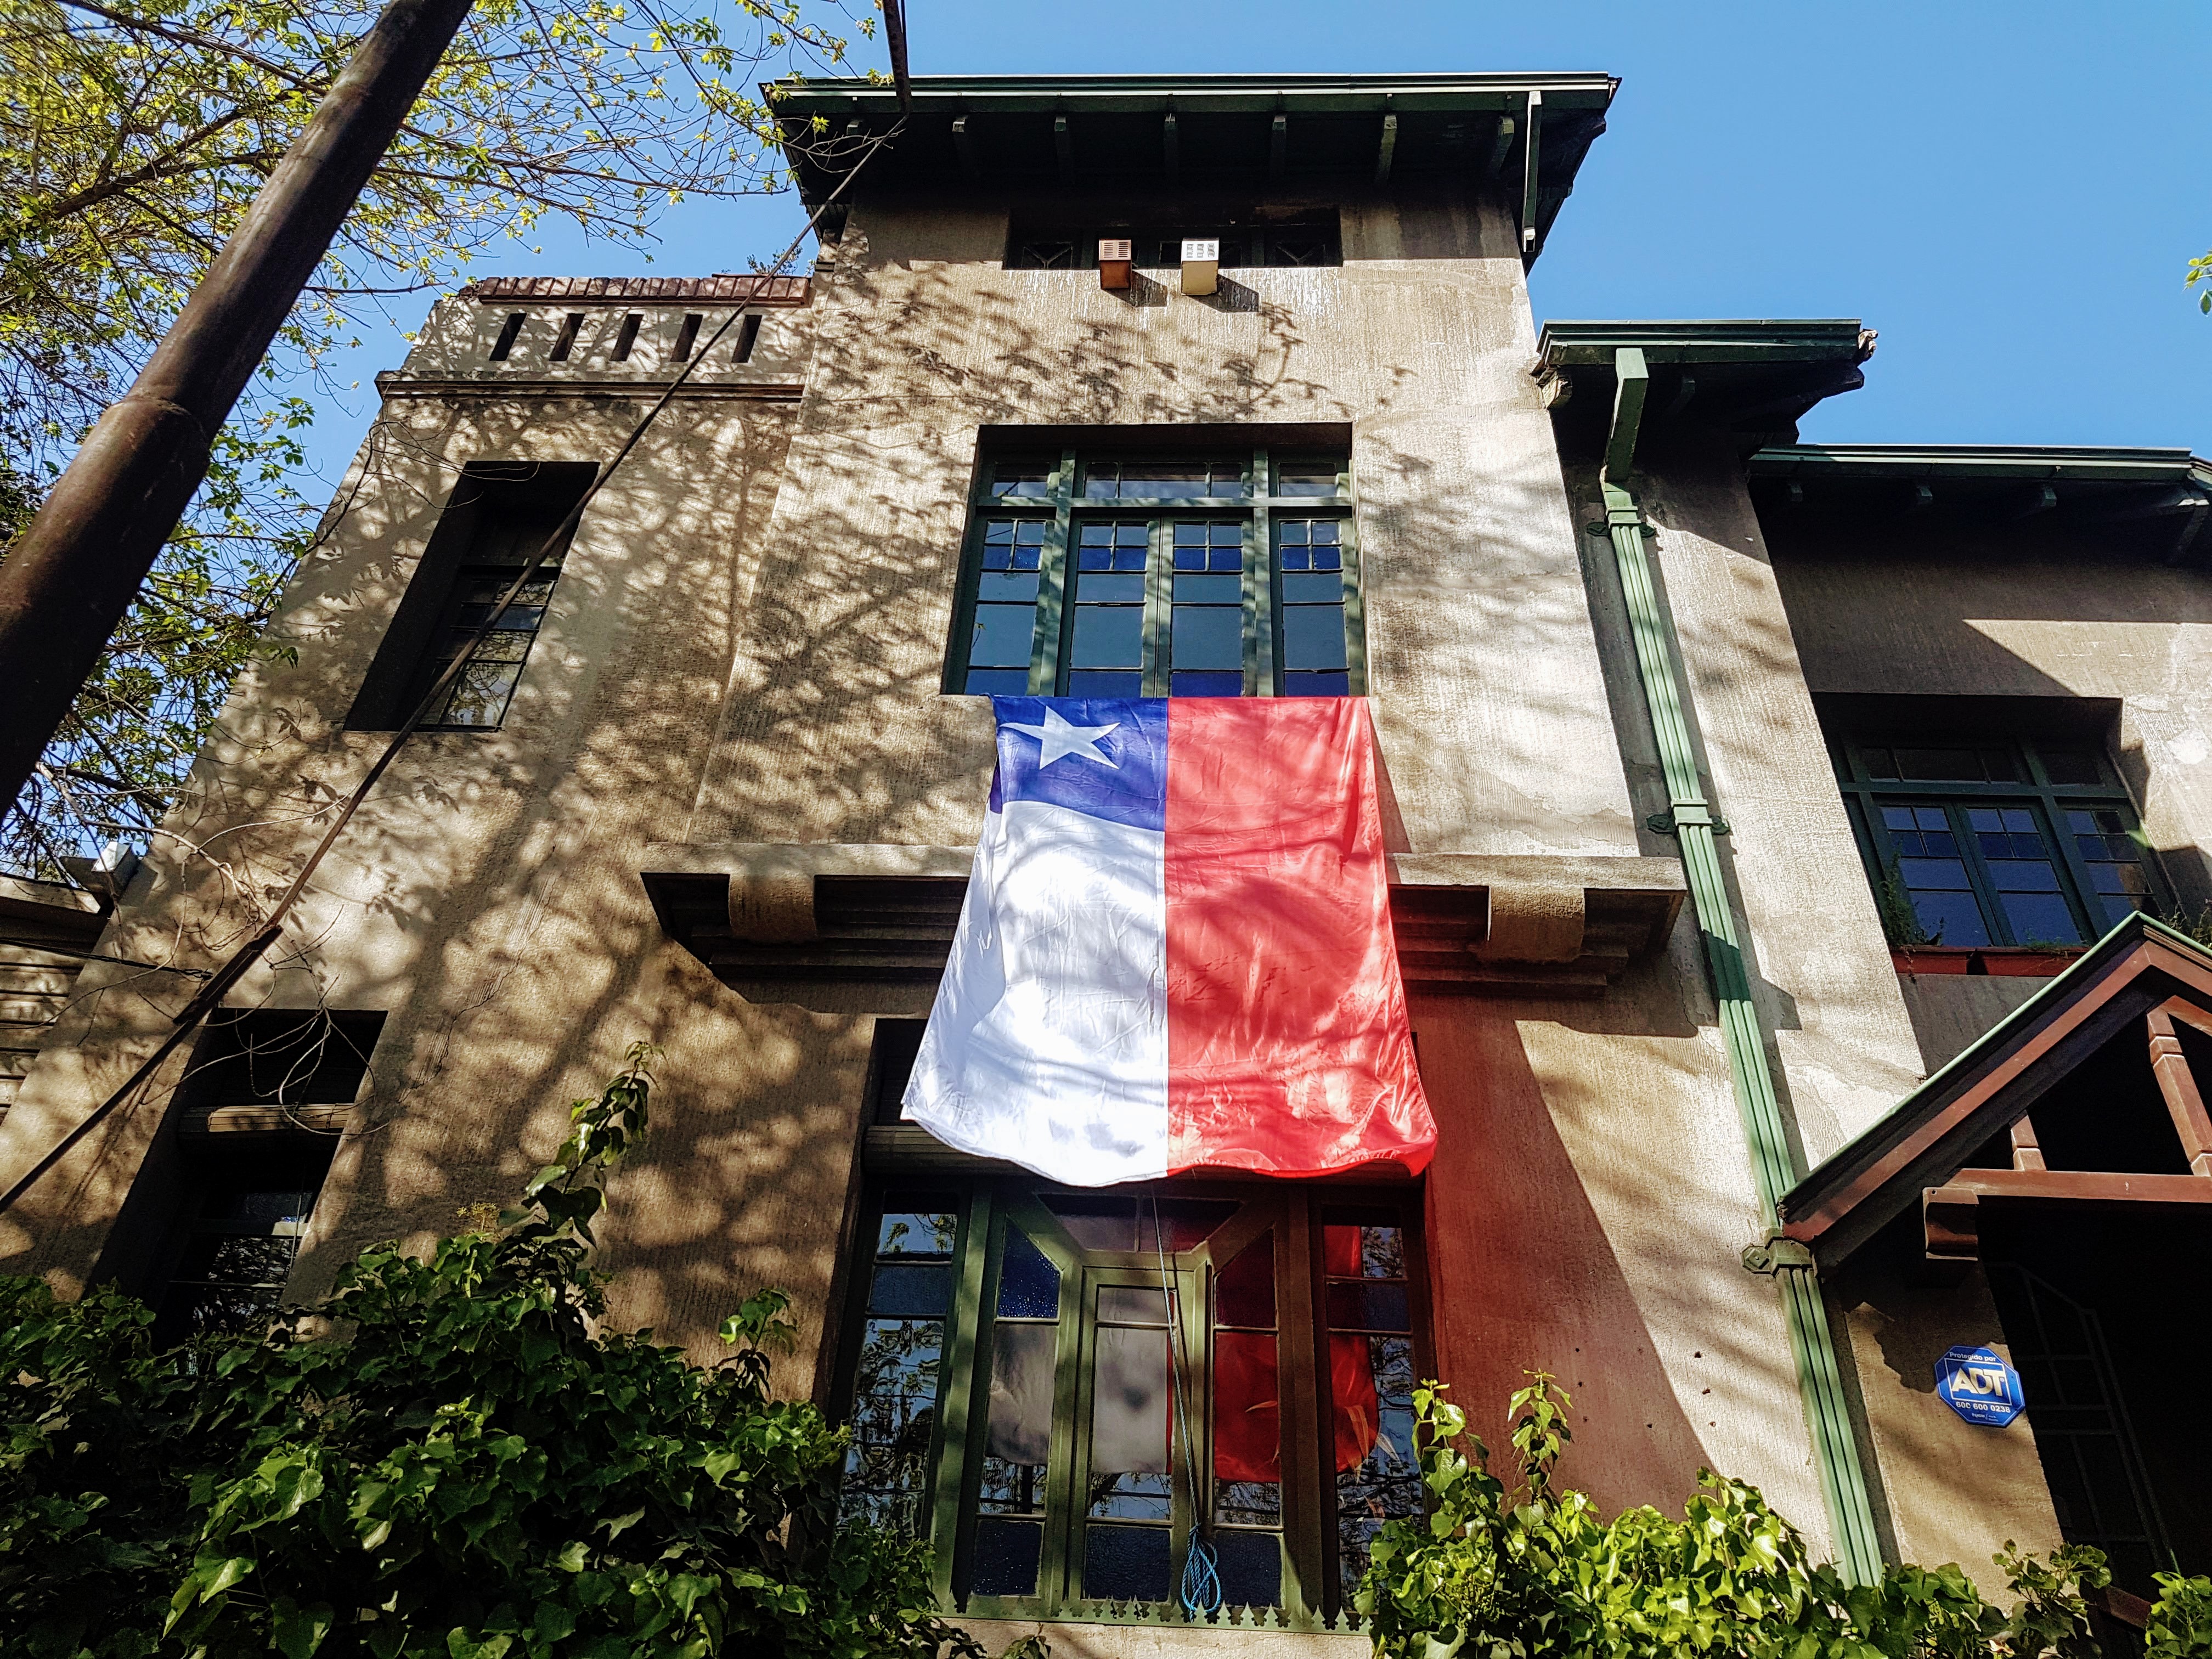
[347,462,597,732]
[1006,216,1341,272]
[1832,732,2164,949]
[153,1008,381,1342]
[948,445,1364,699]
[834,1178,1426,1627]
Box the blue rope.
[1150,1196,1224,1618]
[1180,1532,1223,1617]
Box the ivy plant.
[1358,1372,2210,1659]
[0,1042,974,1659]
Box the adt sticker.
[1936,1345,2025,1427]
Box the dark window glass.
[1278,519,1349,697]
[1068,523,1149,698]
[418,564,562,729]
[165,1184,318,1339]
[1170,522,1245,697]
[2068,807,2154,931]
[1881,802,1992,947]
[1212,1233,1282,1605]
[1967,805,2083,945]
[966,518,1047,695]
[839,1200,960,1535]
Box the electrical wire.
[0,117,905,1220]
[1150,1194,1223,1618]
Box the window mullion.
[1278,1194,1327,1626]
[1246,447,1273,697]
[1338,506,1368,698]
[2042,789,2118,940]
[929,1189,995,1607]
[1947,800,2017,946]
[1142,518,1172,698]
[1041,1261,1087,1611]
[1030,449,1077,695]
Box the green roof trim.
[768,72,1619,263]
[1750,443,2212,487]
[1538,319,1872,368]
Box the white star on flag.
[1005,707,1120,769]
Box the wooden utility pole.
[0,0,475,824]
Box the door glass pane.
[1278,520,1349,697]
[976,1226,1059,1598]
[839,1201,958,1534]
[1881,803,1992,946]
[1212,1233,1281,1606]
[1085,1278,1177,1602]
[1324,1217,1419,1599]
[1046,1195,1236,1253]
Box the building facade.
[5,71,2211,1650]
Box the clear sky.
[298,0,2211,484]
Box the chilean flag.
[902,697,1435,1186]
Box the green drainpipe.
[1598,346,1884,1585]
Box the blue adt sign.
[1936,1345,2025,1427]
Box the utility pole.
[0,0,476,825]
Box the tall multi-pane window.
[348,461,596,733]
[833,1178,1425,1629]
[949,445,1364,699]
[1831,730,2165,949]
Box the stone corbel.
[1471,878,1585,964]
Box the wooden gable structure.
[1780,914,2212,1271]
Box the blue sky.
[300,0,2211,483]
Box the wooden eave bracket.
[639,842,1683,995]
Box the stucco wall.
[1770,522,2212,912]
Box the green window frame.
[1832,732,2168,949]
[831,1177,1426,1631]
[945,447,1367,700]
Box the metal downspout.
[1597,347,1885,1584]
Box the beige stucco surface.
[0,168,2132,1607]
[1771,526,2212,912]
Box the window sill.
[1889,945,2085,978]
[950,1610,1369,1646]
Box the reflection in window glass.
[2069,808,2154,931]
[1170,522,1245,698]
[1967,805,2081,945]
[1212,1234,1282,1606]
[1068,523,1149,697]
[420,563,562,728]
[1324,1217,1417,1599]
[840,1201,958,1534]
[1045,1195,1236,1252]
[1084,459,1245,500]
[1881,803,1991,947]
[165,1187,318,1339]
[1274,459,1346,497]
[1278,520,1348,697]
[1085,1282,1175,1601]
[991,460,1054,499]
[975,1227,1059,1597]
[966,518,1048,694]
